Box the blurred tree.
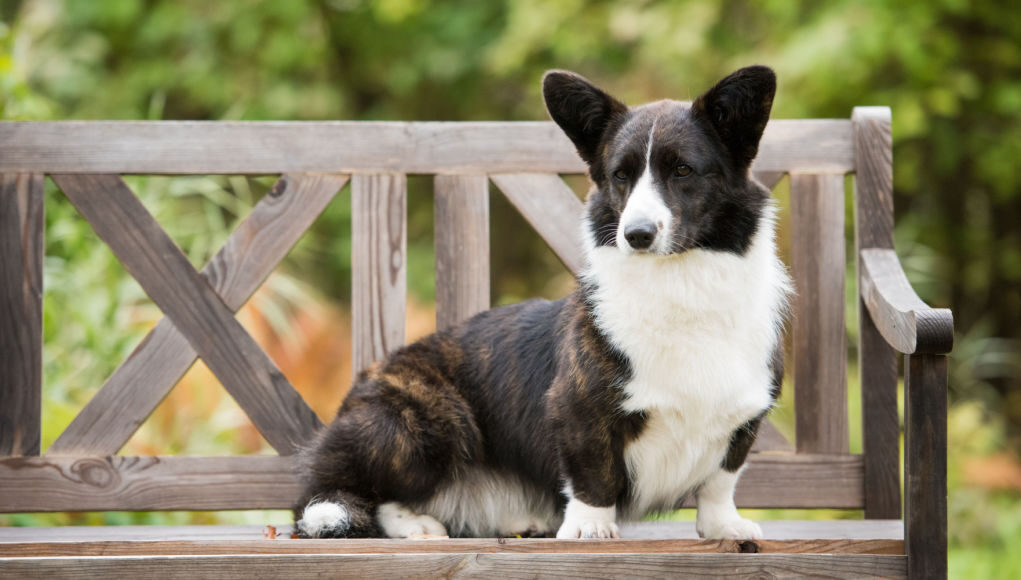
[2,0,1019,437]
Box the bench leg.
[905,354,948,580]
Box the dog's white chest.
[583,211,790,517]
[613,315,776,517]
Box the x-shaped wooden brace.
[48,174,348,455]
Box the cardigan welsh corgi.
[295,65,791,540]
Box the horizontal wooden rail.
[0,120,854,175]
[0,456,297,512]
[0,453,863,512]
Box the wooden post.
[791,172,849,455]
[904,354,948,580]
[0,174,44,457]
[351,174,407,376]
[852,107,902,519]
[434,175,490,331]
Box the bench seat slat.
[0,520,904,544]
[0,553,908,579]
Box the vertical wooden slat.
[791,173,848,455]
[434,175,490,331]
[0,174,44,456]
[859,310,901,516]
[905,354,948,580]
[852,106,902,519]
[352,174,407,376]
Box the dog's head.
[543,66,775,257]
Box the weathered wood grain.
[490,173,585,274]
[619,519,904,541]
[0,453,862,512]
[51,174,321,455]
[859,304,903,520]
[0,553,908,579]
[791,173,849,455]
[0,456,301,512]
[48,174,347,456]
[0,520,906,544]
[852,106,903,520]
[712,453,863,509]
[852,107,894,251]
[0,120,855,175]
[351,174,407,376]
[751,420,794,453]
[0,536,903,557]
[434,175,490,331]
[860,249,954,355]
[905,354,948,580]
[0,173,44,457]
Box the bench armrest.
[860,248,954,354]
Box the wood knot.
[737,540,759,553]
[269,177,289,198]
[71,458,119,488]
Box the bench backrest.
[0,109,900,518]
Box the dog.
[294,65,791,540]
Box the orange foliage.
[964,454,1021,492]
[122,276,438,456]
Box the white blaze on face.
[616,120,673,254]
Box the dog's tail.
[294,490,382,538]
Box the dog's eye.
[613,169,629,182]
[675,164,693,178]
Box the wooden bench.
[0,109,952,579]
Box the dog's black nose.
[624,220,657,250]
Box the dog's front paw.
[558,498,620,538]
[556,518,620,539]
[696,514,763,540]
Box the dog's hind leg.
[295,488,382,538]
[296,360,482,538]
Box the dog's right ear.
[543,71,627,166]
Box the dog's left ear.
[543,70,627,166]
[692,65,776,169]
